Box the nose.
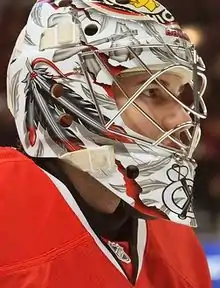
[161,102,191,133]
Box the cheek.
[114,94,160,138]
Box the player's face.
[113,72,191,148]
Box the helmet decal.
[80,0,175,23]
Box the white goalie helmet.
[7,0,207,227]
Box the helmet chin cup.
[59,145,117,177]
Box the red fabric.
[0,148,212,288]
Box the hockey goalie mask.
[7,0,207,227]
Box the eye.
[142,87,161,99]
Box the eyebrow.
[138,79,169,87]
[137,78,184,97]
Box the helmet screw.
[126,165,139,180]
[59,114,73,127]
[51,83,64,98]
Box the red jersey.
[0,148,211,287]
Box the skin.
[59,71,191,214]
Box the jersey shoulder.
[0,147,28,162]
[0,147,89,268]
[0,147,35,186]
[147,219,212,288]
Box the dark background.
[0,0,220,238]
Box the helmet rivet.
[51,83,64,98]
[58,0,72,7]
[59,114,73,127]
[126,165,139,180]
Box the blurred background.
[0,0,220,285]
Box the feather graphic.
[141,199,159,206]
[110,184,126,194]
[24,30,35,46]
[99,14,109,33]
[30,3,43,27]
[111,179,166,195]
[23,59,84,151]
[150,47,176,63]
[81,85,116,110]
[23,57,133,149]
[47,13,70,28]
[137,157,171,177]
[25,94,36,146]
[36,139,44,157]
[10,69,22,116]
[143,21,165,44]
[140,179,166,194]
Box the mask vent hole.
[84,24,99,36]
